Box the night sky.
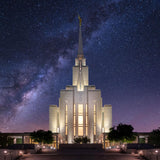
[0,0,160,133]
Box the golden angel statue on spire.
[78,15,82,26]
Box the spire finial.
[77,15,84,59]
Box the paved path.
[19,153,145,160]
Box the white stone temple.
[49,17,112,144]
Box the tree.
[43,130,54,144]
[148,128,160,147]
[82,136,90,144]
[108,123,136,143]
[30,130,53,144]
[107,127,119,142]
[74,137,82,144]
[74,136,90,144]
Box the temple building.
[1,18,150,149]
[49,17,112,144]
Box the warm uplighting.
[78,116,83,124]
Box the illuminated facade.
[49,17,112,144]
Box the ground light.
[155,150,159,153]
[138,150,143,156]
[4,150,7,154]
[19,150,23,156]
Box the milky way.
[0,0,160,132]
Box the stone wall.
[137,149,160,160]
[59,144,103,152]
[0,149,20,160]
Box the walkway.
[19,152,145,160]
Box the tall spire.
[78,15,84,59]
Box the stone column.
[56,134,58,149]
[22,135,24,144]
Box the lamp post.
[3,150,7,160]
[155,150,159,160]
[9,150,13,160]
